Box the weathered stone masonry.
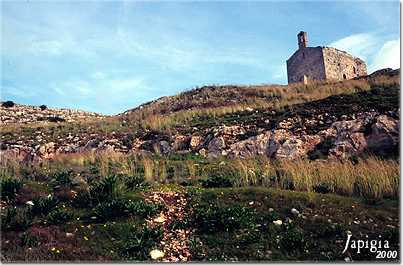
[287,31,367,84]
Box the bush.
[124,175,149,191]
[313,182,332,194]
[20,232,39,247]
[279,222,307,253]
[192,203,256,233]
[29,196,59,216]
[93,199,128,220]
[71,190,92,208]
[46,208,73,225]
[1,178,23,201]
[126,200,162,218]
[90,175,121,202]
[1,207,32,231]
[39,105,47,110]
[121,226,163,260]
[2,101,15,108]
[200,175,233,188]
[51,169,73,188]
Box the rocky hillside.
[1,69,400,162]
[0,102,104,124]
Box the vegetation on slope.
[0,152,399,262]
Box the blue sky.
[1,1,400,114]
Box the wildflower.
[291,208,300,215]
[76,217,80,221]
[83,236,89,241]
[47,194,52,198]
[51,247,56,251]
[87,224,92,229]
[103,224,107,227]
[249,201,254,205]
[273,220,283,226]
[150,249,164,260]
[56,250,60,254]
[26,201,34,206]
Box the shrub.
[71,190,92,208]
[20,232,39,247]
[200,175,233,188]
[2,101,15,108]
[126,200,162,218]
[1,178,23,201]
[51,169,73,188]
[313,182,332,194]
[124,175,149,191]
[192,203,256,233]
[39,104,47,110]
[93,199,128,220]
[1,207,32,231]
[121,226,163,260]
[279,222,307,253]
[29,196,59,216]
[46,208,73,225]
[90,175,121,202]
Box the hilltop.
[1,68,399,161]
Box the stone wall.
[286,47,326,83]
[322,47,367,81]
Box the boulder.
[227,132,271,158]
[275,137,305,159]
[172,135,190,151]
[367,115,399,156]
[189,136,203,151]
[267,129,291,158]
[37,142,56,159]
[207,137,226,158]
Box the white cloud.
[328,33,378,61]
[329,33,400,74]
[51,75,145,100]
[369,39,400,73]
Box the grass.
[3,151,396,200]
[1,149,399,262]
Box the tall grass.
[2,150,399,200]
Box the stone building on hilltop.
[286,31,367,84]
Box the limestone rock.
[189,136,203,150]
[367,115,399,156]
[227,132,271,158]
[207,137,226,158]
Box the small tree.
[39,105,47,111]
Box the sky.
[1,1,400,114]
